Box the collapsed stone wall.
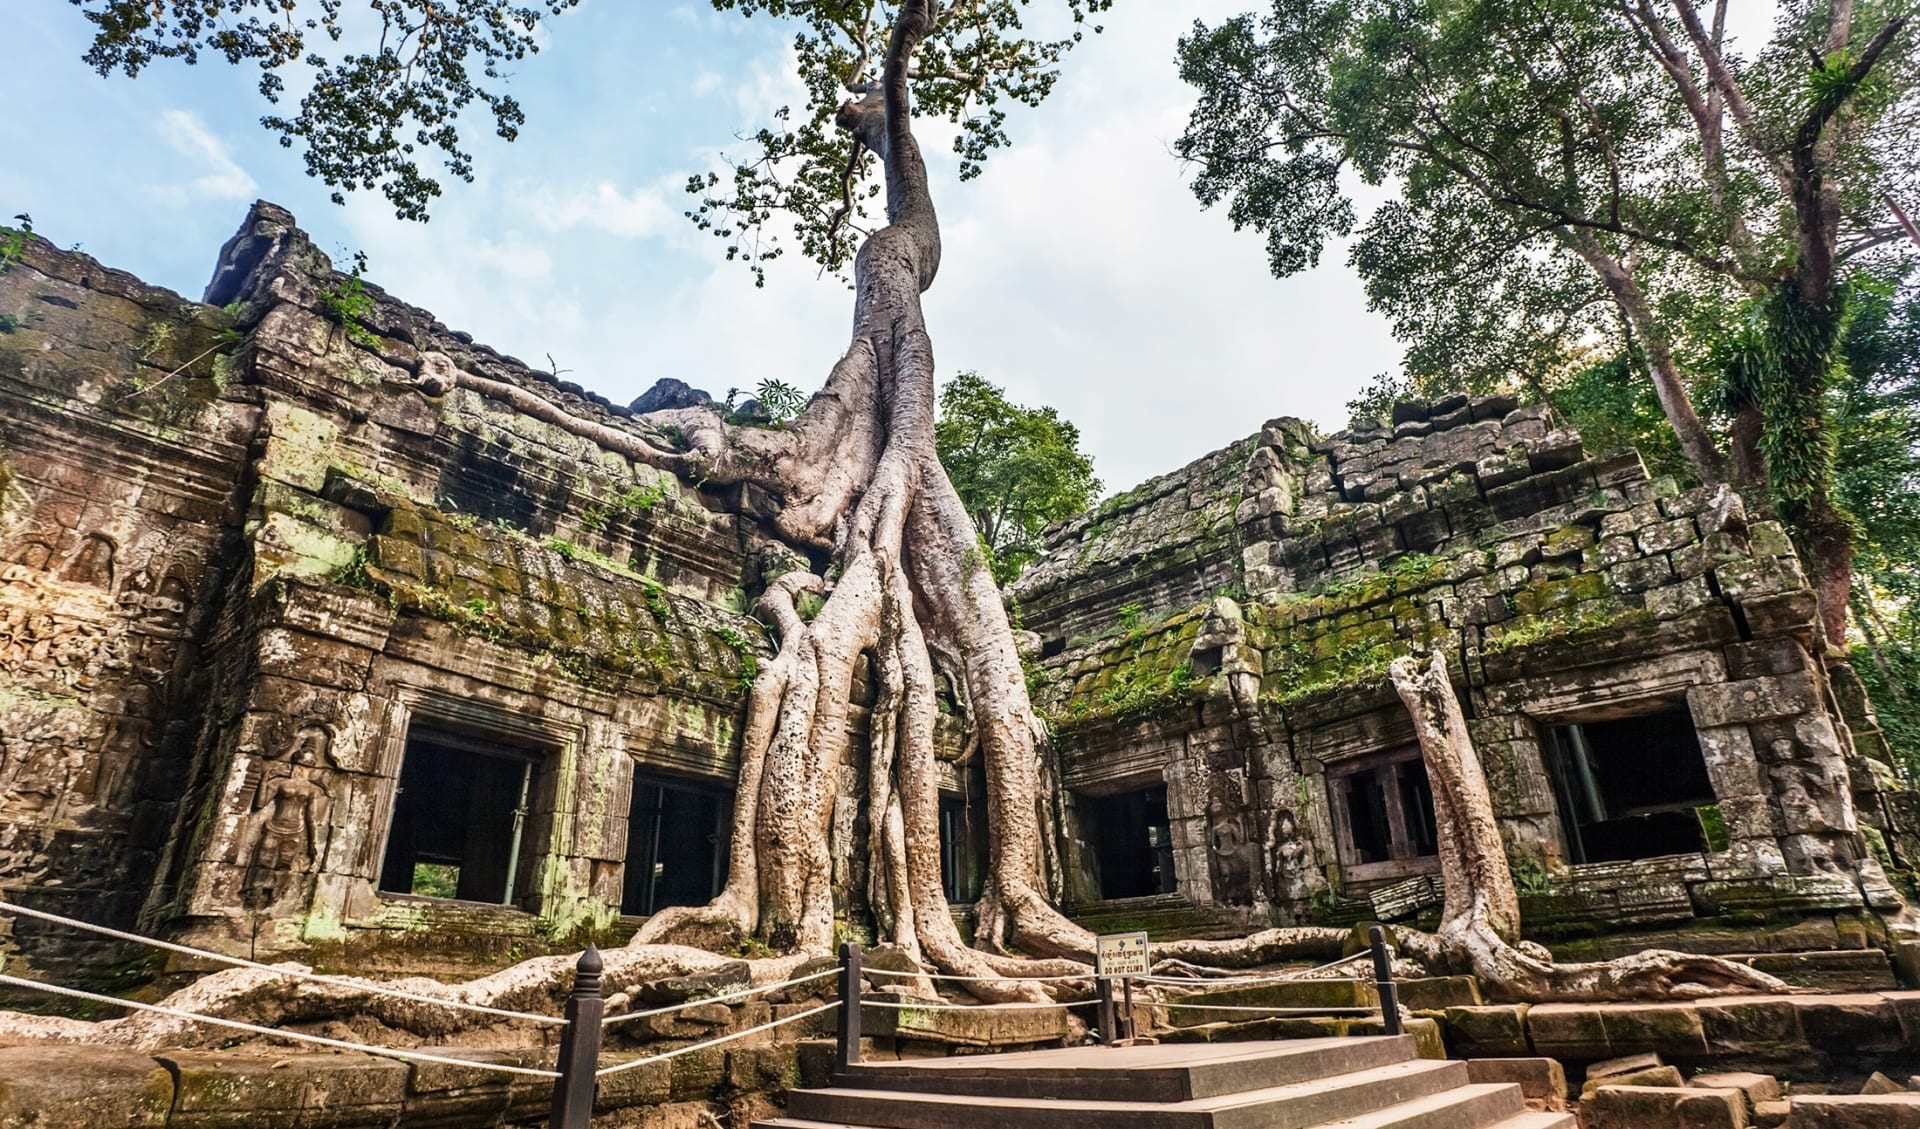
[1019,393,1918,972]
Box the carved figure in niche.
[148,569,193,630]
[93,682,157,803]
[232,725,334,910]
[1270,807,1318,903]
[58,535,115,589]
[1206,797,1256,906]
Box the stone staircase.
[753,1036,1574,1128]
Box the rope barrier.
[1136,953,1370,987]
[864,967,1086,985]
[594,1000,841,1078]
[0,901,565,1027]
[0,973,562,1078]
[859,998,1080,1011]
[1152,1002,1380,1015]
[600,967,838,1029]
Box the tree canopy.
[1176,0,1919,643]
[935,372,1100,583]
[72,0,582,221]
[72,1,1108,280]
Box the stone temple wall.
[1018,395,1920,975]
[0,205,779,983]
[3,202,1915,994]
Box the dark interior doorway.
[1542,705,1717,864]
[379,724,540,905]
[1085,785,1177,900]
[622,773,729,916]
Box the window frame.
[620,769,733,918]
[376,721,549,907]
[1536,700,1718,865]
[1326,745,1442,883]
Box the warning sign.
[1095,931,1150,979]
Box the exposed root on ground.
[0,944,816,1051]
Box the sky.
[0,2,1780,494]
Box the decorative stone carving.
[57,534,115,589]
[232,725,335,912]
[1205,796,1256,907]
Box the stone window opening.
[1541,703,1718,864]
[622,772,730,917]
[378,724,546,906]
[1080,784,1178,900]
[1328,748,1441,882]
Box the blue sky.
[0,2,1776,491]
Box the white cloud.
[529,180,681,239]
[154,110,257,202]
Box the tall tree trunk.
[1571,234,1730,486]
[1730,402,1767,487]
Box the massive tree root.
[0,942,817,1050]
[1385,651,1788,1003]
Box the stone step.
[836,1035,1420,1102]
[1302,1084,1524,1129]
[785,1059,1469,1129]
[1483,1115,1578,1129]
[754,1098,1565,1129]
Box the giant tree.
[1175,0,1918,645]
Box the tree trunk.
[1730,401,1767,487]
[1388,652,1787,1002]
[1570,234,1730,486]
[1802,499,1855,648]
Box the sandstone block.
[0,1046,173,1129]
[1588,1052,1665,1079]
[1790,1094,1920,1128]
[727,1043,801,1092]
[1464,1057,1567,1110]
[1601,1004,1711,1057]
[1443,1004,1530,1057]
[1589,1085,1747,1129]
[1580,1065,1685,1103]
[1687,673,1820,728]
[1753,1099,1790,1127]
[668,1047,727,1102]
[1690,1071,1783,1106]
[595,1057,671,1109]
[1527,1004,1613,1060]
[160,1050,408,1129]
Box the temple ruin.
[1,202,1916,1008]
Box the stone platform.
[753,1036,1573,1129]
